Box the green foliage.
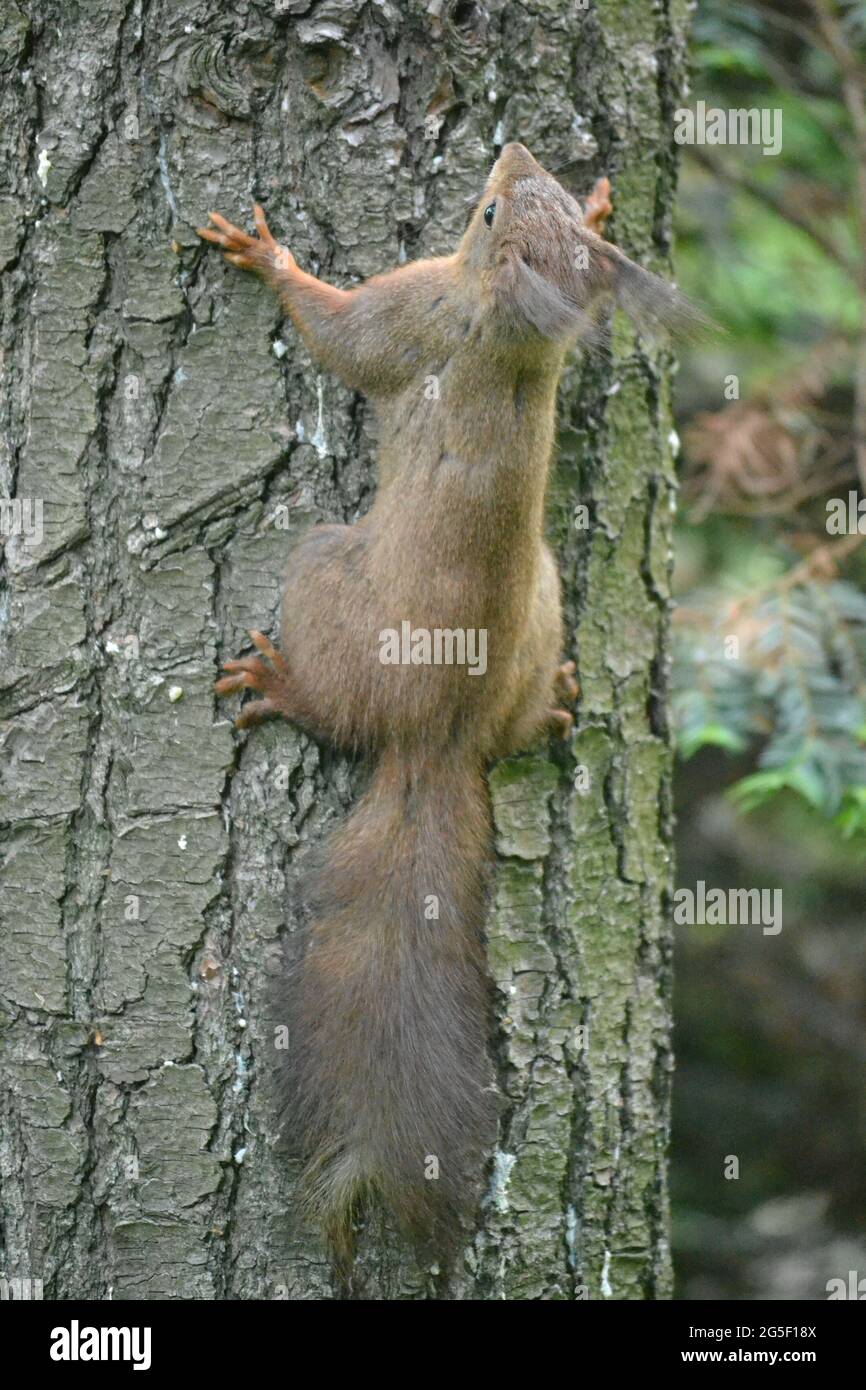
[672,0,866,1302]
[673,0,866,836]
[676,0,858,375]
[674,575,866,827]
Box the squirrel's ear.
[580,231,711,341]
[496,256,599,342]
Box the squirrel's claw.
[197,211,254,248]
[215,665,261,695]
[235,699,279,730]
[249,628,285,667]
[197,222,257,270]
[253,203,277,247]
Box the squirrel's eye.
[483,202,496,228]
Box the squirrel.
[198,142,696,1273]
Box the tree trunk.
[0,0,684,1300]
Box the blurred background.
[672,0,866,1298]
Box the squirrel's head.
[459,142,703,346]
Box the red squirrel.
[198,143,694,1270]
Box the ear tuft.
[588,236,713,341]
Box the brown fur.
[199,143,695,1270]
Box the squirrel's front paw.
[583,177,613,238]
[197,204,295,275]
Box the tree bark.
[0,0,685,1300]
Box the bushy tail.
[277,744,497,1268]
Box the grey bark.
[0,0,686,1300]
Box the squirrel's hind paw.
[216,630,294,728]
[547,707,575,739]
[554,659,579,705]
